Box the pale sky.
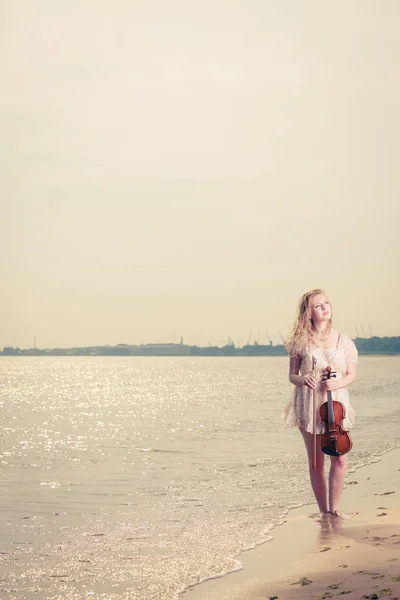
[2,0,399,349]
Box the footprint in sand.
[290,577,313,586]
[362,592,394,600]
[356,570,385,579]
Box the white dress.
[284,332,358,434]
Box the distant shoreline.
[2,336,400,357]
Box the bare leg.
[300,430,328,514]
[329,455,347,514]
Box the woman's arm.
[289,356,317,390]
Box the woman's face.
[309,293,331,325]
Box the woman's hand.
[302,372,317,390]
[321,378,340,392]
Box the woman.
[284,289,358,518]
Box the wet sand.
[182,447,400,600]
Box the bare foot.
[329,510,359,519]
[317,512,331,522]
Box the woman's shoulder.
[338,331,359,363]
[338,331,355,346]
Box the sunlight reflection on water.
[0,356,399,599]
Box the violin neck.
[327,391,336,430]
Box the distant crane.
[354,326,359,338]
[247,329,252,345]
[217,337,233,346]
[368,324,373,337]
[361,326,367,338]
[266,330,273,346]
[278,330,286,345]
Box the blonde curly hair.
[286,288,333,357]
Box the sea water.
[0,356,399,599]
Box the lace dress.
[284,332,358,434]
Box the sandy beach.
[1,357,399,599]
[183,447,400,600]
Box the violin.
[320,366,352,456]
